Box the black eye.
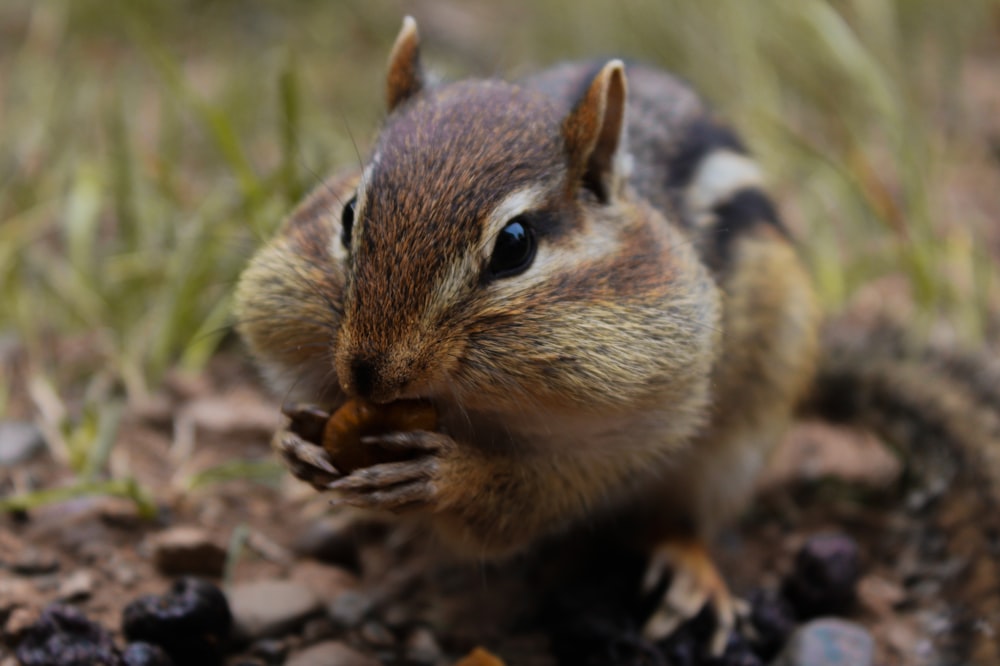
[340,196,357,249]
[488,216,536,279]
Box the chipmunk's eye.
[340,196,357,249]
[488,216,536,279]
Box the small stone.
[150,526,227,577]
[10,546,60,575]
[57,570,94,602]
[285,640,380,666]
[404,627,442,664]
[249,637,289,664]
[290,561,359,602]
[301,616,336,643]
[856,574,905,618]
[359,621,394,648]
[229,580,322,641]
[782,532,861,618]
[0,421,45,465]
[772,618,875,666]
[326,590,374,630]
[4,606,39,640]
[0,577,35,612]
[293,515,362,571]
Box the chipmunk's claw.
[325,430,453,513]
[642,538,751,656]
[273,423,342,490]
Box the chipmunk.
[235,17,1000,662]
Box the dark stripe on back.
[667,119,746,190]
[709,188,789,269]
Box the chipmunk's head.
[334,18,716,416]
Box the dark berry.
[121,642,175,666]
[782,532,861,618]
[748,588,796,659]
[122,577,232,666]
[15,604,122,666]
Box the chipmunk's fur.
[235,17,1000,662]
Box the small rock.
[150,526,227,577]
[293,514,362,571]
[326,590,374,630]
[359,621,395,648]
[856,574,905,618]
[290,561,359,602]
[10,546,60,576]
[0,421,45,465]
[285,640,380,666]
[57,570,94,602]
[4,606,39,640]
[772,618,874,666]
[782,532,860,618]
[248,637,289,664]
[229,580,322,641]
[404,627,443,664]
[301,616,336,643]
[0,577,36,612]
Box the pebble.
[229,580,323,641]
[0,577,36,612]
[771,618,874,666]
[150,526,227,577]
[57,570,94,601]
[248,637,289,664]
[284,640,380,666]
[359,621,395,648]
[11,546,60,575]
[293,514,362,571]
[404,626,443,664]
[290,560,360,602]
[326,589,375,630]
[0,421,45,465]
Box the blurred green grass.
[1,0,998,489]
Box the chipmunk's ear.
[386,16,425,112]
[562,60,629,203]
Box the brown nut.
[322,398,438,473]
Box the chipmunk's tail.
[799,319,1000,664]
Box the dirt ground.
[0,348,991,665]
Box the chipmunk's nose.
[341,353,406,404]
[350,358,377,400]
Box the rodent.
[234,17,1000,662]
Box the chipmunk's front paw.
[274,402,358,489]
[324,431,455,513]
[642,538,751,656]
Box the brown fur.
[234,18,999,661]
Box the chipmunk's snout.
[337,344,432,404]
[348,357,378,401]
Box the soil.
[0,349,983,666]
